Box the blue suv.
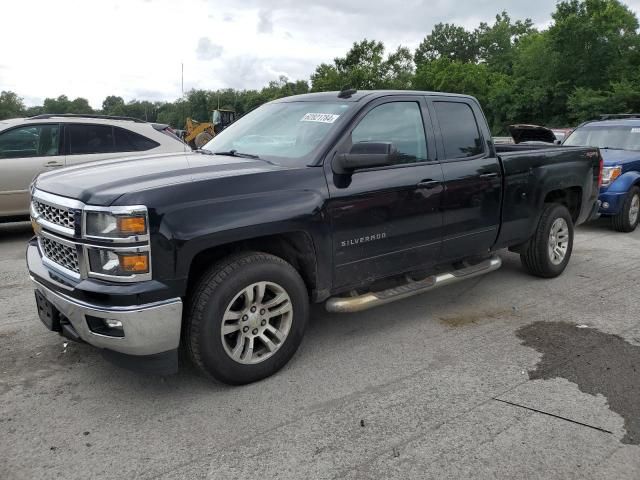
[564,115,640,232]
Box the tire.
[194,132,213,149]
[185,252,309,385]
[520,203,574,278]
[612,186,640,233]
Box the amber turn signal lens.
[609,168,622,184]
[118,253,149,273]
[117,216,146,235]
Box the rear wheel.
[612,186,640,232]
[520,203,574,278]
[185,252,309,385]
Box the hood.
[34,151,285,205]
[509,124,557,144]
[599,148,640,166]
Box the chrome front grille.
[34,200,75,230]
[40,236,80,273]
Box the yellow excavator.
[184,109,237,149]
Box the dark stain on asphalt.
[440,309,514,328]
[516,321,640,445]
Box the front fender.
[598,171,640,215]
[605,170,640,193]
[170,188,328,277]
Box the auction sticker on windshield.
[301,113,340,124]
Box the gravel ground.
[1,219,639,480]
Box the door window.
[0,125,60,159]
[114,127,159,152]
[67,124,115,154]
[351,102,428,164]
[434,102,484,159]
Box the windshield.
[202,101,352,165]
[564,125,640,151]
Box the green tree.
[568,79,640,122]
[24,105,44,117]
[102,95,126,116]
[549,0,640,90]
[311,40,414,91]
[415,23,478,66]
[42,95,93,114]
[0,91,25,119]
[476,12,536,74]
[508,32,563,125]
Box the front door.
[0,123,63,216]
[325,97,445,289]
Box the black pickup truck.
[27,90,602,384]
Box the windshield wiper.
[213,150,260,159]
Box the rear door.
[64,123,160,166]
[0,123,63,216]
[325,96,445,288]
[428,98,502,260]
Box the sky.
[1,0,639,108]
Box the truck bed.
[493,144,601,250]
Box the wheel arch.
[543,186,583,223]
[184,231,321,301]
[606,170,640,193]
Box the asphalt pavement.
[1,219,639,480]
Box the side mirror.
[333,142,395,174]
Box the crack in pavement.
[492,398,613,434]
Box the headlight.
[83,205,151,282]
[84,208,148,239]
[87,247,150,280]
[601,166,622,187]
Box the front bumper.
[28,240,183,360]
[32,277,183,356]
[598,190,626,216]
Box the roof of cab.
[273,90,477,103]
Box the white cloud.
[0,0,638,108]
[257,9,274,34]
[196,38,224,60]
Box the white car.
[0,114,188,220]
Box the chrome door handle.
[479,172,498,179]
[417,180,441,189]
[45,161,64,168]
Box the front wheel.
[612,186,640,233]
[520,203,574,278]
[185,252,309,385]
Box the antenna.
[181,62,184,97]
[338,86,357,99]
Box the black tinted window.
[352,102,428,163]
[434,102,483,159]
[68,124,115,154]
[0,124,60,159]
[114,127,159,152]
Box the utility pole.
[181,62,184,97]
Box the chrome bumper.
[31,278,183,356]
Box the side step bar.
[325,255,502,313]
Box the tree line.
[1,0,639,134]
